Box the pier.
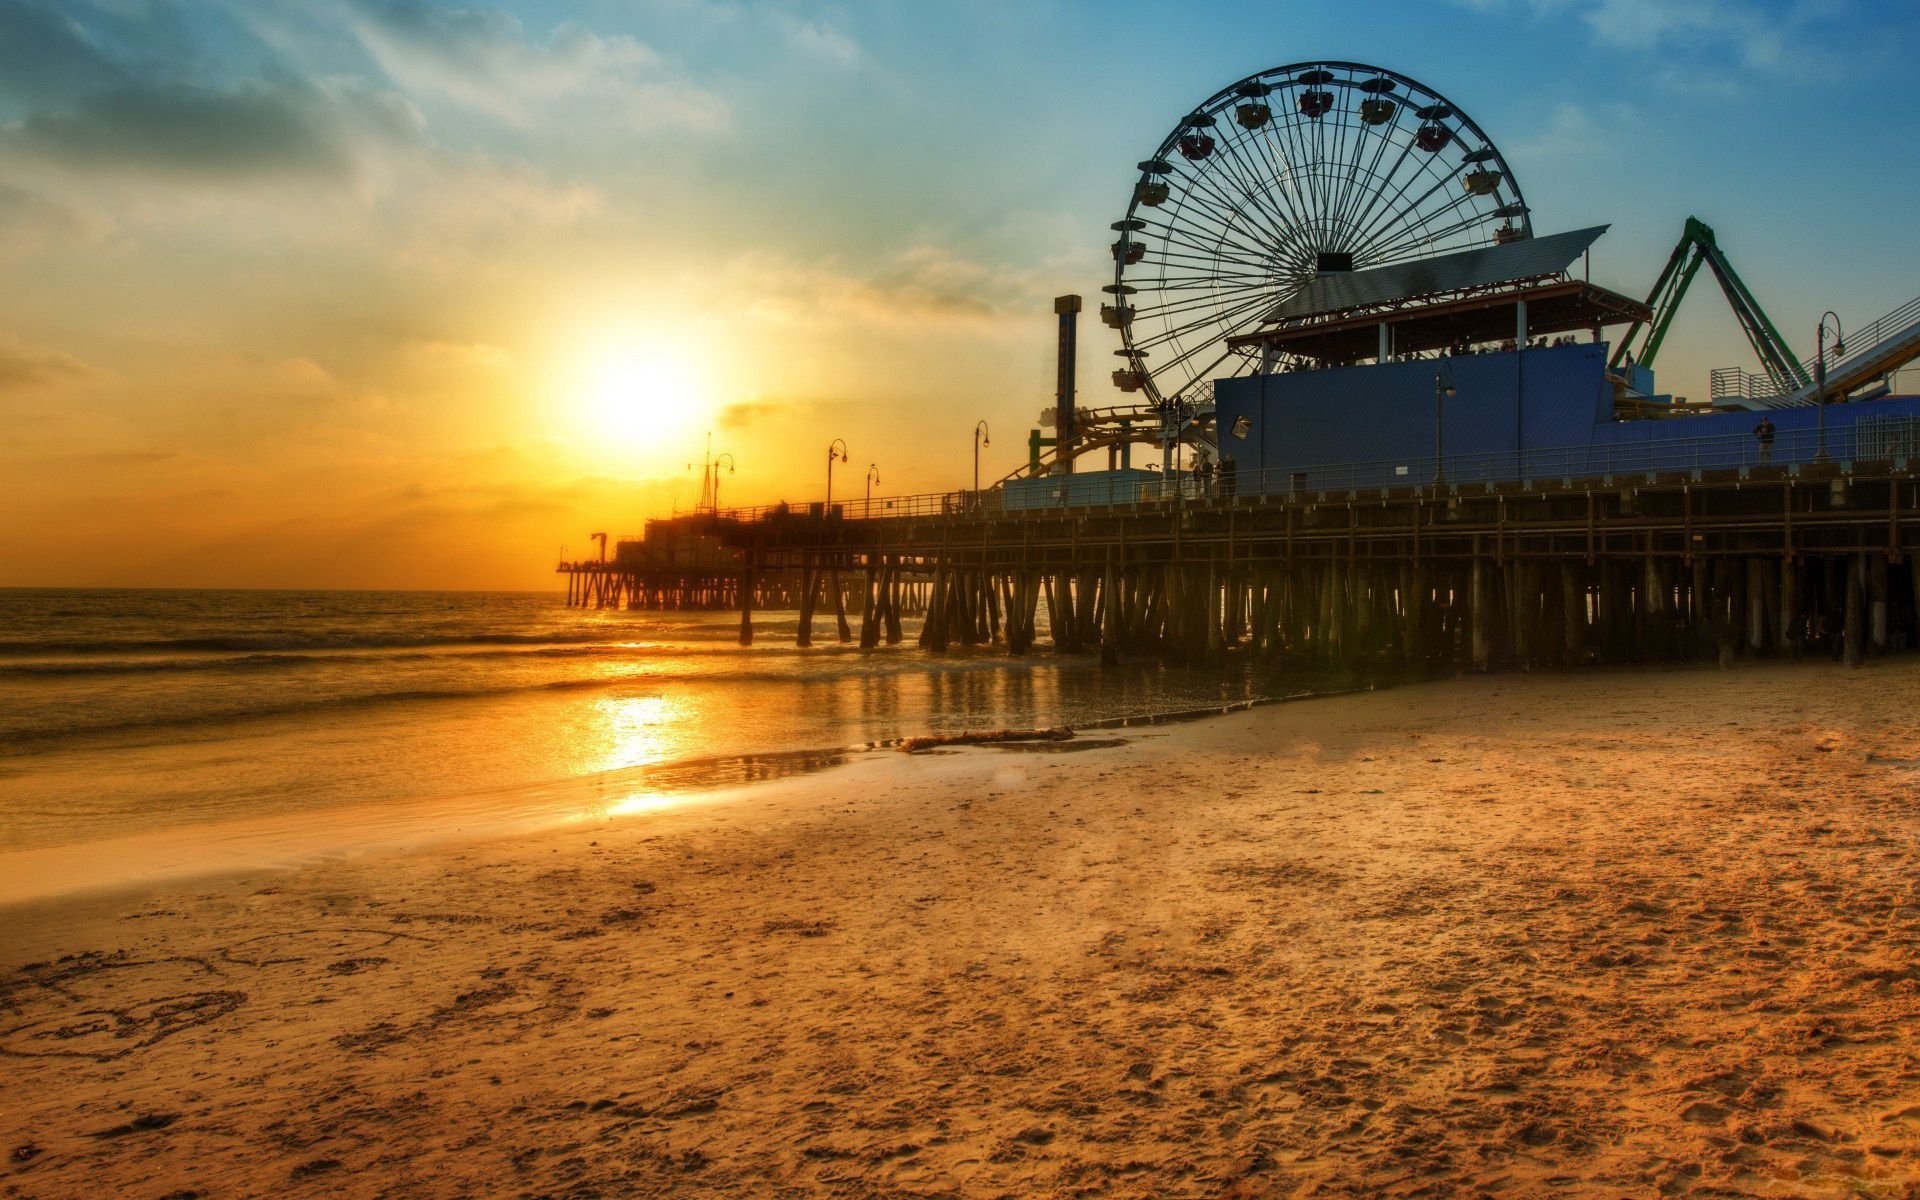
[569,443,1920,675]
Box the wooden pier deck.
[569,458,1920,673]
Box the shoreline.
[0,650,1836,910]
[0,660,1349,911]
[9,660,1920,1197]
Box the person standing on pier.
[1755,416,1776,464]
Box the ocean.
[0,588,1264,902]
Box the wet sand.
[6,661,1920,1198]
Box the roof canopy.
[1261,225,1610,324]
[1227,278,1651,364]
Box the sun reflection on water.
[591,693,691,774]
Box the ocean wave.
[0,662,918,756]
[0,636,849,677]
[0,630,638,655]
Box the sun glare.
[573,335,710,456]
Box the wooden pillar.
[883,561,904,644]
[1100,552,1120,666]
[1870,554,1889,653]
[738,554,757,646]
[858,558,879,649]
[1470,542,1493,673]
[1746,557,1769,656]
[1845,553,1866,667]
[797,559,818,648]
[1642,550,1666,662]
[1778,556,1801,660]
[921,560,948,652]
[1720,560,1751,668]
[1404,563,1427,667]
[829,568,852,643]
[1561,562,1586,664]
[1510,563,1535,668]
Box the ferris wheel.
[1107,61,1533,411]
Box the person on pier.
[1754,416,1776,464]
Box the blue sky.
[2,0,1916,586]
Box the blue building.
[1213,343,1920,494]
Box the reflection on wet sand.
[582,748,857,821]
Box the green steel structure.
[1610,216,1810,396]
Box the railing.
[687,491,1008,523]
[1714,292,1920,405]
[675,421,1918,526]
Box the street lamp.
[688,434,736,512]
[1433,358,1456,485]
[973,420,991,495]
[825,438,848,512]
[865,464,880,518]
[1815,311,1846,464]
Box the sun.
[572,335,710,455]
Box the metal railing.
[1714,292,1920,405]
[676,421,1917,526]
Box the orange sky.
[5,0,1914,590]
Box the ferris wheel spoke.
[1141,223,1276,275]
[1334,118,1415,246]
[1130,286,1279,324]
[1345,130,1460,250]
[1357,174,1494,259]
[1240,127,1312,238]
[1202,133,1300,248]
[1362,211,1495,268]
[1351,156,1451,261]
[1264,85,1336,243]
[1321,118,1374,244]
[1174,153,1300,262]
[1132,288,1284,357]
[1347,157,1467,262]
[1361,200,1501,265]
[1344,152,1450,257]
[1161,343,1250,402]
[1332,106,1385,243]
[1144,197,1289,267]
[1222,117,1316,238]
[1128,281,1289,328]
[1157,162,1291,255]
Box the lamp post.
[973,420,991,496]
[1815,311,1846,464]
[1433,358,1456,485]
[864,464,880,518]
[825,438,848,512]
[688,433,736,512]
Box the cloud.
[0,1,127,110]
[0,337,100,390]
[407,339,514,370]
[0,180,112,248]
[1453,0,1816,75]
[773,13,859,67]
[717,397,810,430]
[26,449,180,468]
[5,77,421,183]
[346,2,730,133]
[1509,101,1635,158]
[734,244,1048,331]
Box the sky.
[3,0,1918,590]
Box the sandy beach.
[6,661,1920,1198]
